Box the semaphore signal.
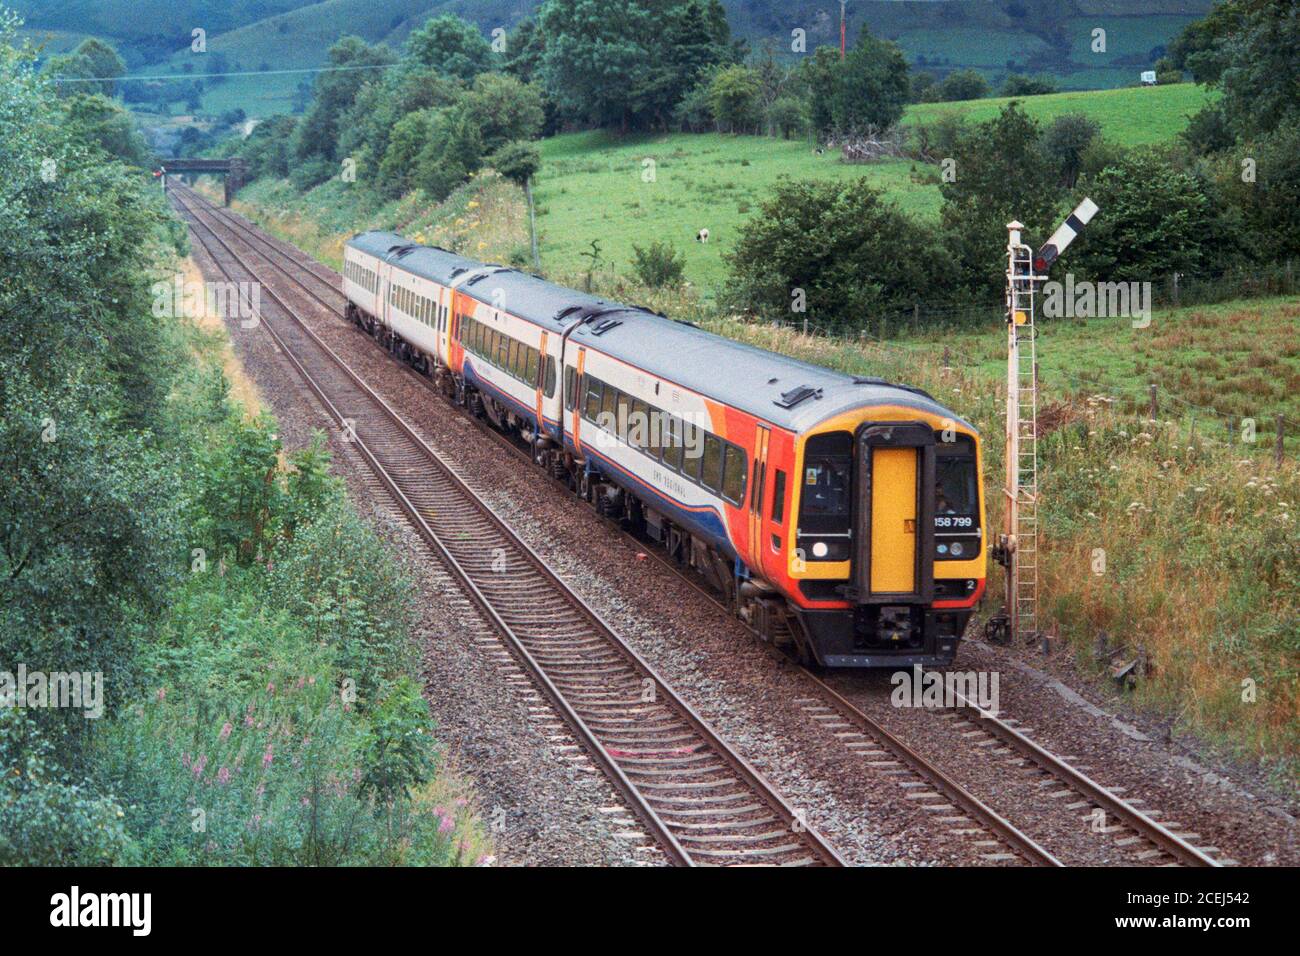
[991,198,1098,645]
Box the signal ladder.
[1006,235,1040,642]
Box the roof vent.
[774,385,822,409]
[589,318,623,336]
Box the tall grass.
[713,316,1299,779]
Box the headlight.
[950,541,964,557]
[811,541,829,558]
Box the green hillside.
[904,82,1217,145]
[14,0,1210,114]
[533,83,1208,292]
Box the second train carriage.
[343,232,987,667]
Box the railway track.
[171,185,845,868]
[173,185,1222,868]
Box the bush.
[487,140,542,188]
[725,178,955,333]
[0,711,135,866]
[932,69,990,102]
[1073,150,1233,283]
[290,156,336,191]
[1002,74,1056,97]
[631,240,687,288]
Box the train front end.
[787,407,987,668]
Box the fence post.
[1172,272,1180,307]
[912,302,920,335]
[943,345,950,366]
[1148,383,1158,419]
[1276,415,1286,467]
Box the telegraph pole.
[840,1,848,59]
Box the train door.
[748,424,771,574]
[851,423,935,602]
[535,331,548,431]
[571,346,586,455]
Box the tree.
[43,38,125,97]
[291,36,395,164]
[537,0,733,131]
[939,103,1062,297]
[415,106,484,201]
[1002,74,1056,97]
[1209,122,1300,265]
[61,93,151,166]
[405,13,494,82]
[725,179,956,332]
[379,110,436,199]
[1042,113,1101,189]
[502,17,546,84]
[1172,0,1300,140]
[1073,151,1231,283]
[766,95,808,139]
[488,141,542,188]
[538,0,654,129]
[829,31,910,133]
[237,114,298,180]
[935,68,989,102]
[708,65,762,134]
[463,73,545,154]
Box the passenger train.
[343,231,987,667]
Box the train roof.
[348,231,481,286]
[570,309,973,434]
[348,231,972,435]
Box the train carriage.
[343,230,987,668]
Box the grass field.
[532,83,1211,293]
[904,82,1215,144]
[534,132,940,295]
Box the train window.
[936,436,978,516]
[628,399,648,448]
[600,383,618,428]
[525,347,539,385]
[545,356,557,398]
[615,392,632,441]
[645,406,664,459]
[799,433,852,530]
[508,339,521,377]
[680,422,704,483]
[701,434,723,492]
[564,367,576,411]
[771,469,787,523]
[584,377,602,422]
[662,417,685,471]
[496,333,509,368]
[722,446,747,505]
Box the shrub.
[0,711,135,866]
[631,240,687,289]
[1042,113,1101,189]
[725,178,955,333]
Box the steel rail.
[180,184,1221,868]
[173,187,845,868]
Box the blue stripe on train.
[563,435,738,559]
[462,360,563,440]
